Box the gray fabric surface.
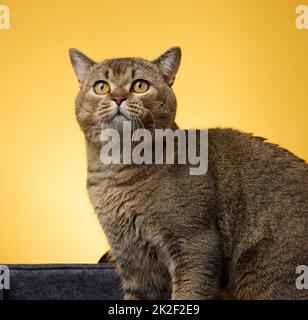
[0,264,122,300]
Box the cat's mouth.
[104,111,132,132]
[110,110,130,122]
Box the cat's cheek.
[85,89,102,102]
[149,86,159,98]
[139,87,159,103]
[83,91,108,113]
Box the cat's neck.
[85,122,179,182]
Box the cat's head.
[69,47,181,141]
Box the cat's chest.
[88,175,166,266]
[88,177,155,238]
[90,179,149,213]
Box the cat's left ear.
[153,47,181,86]
[69,48,95,86]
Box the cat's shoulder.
[209,127,259,137]
[208,127,266,144]
[207,127,307,165]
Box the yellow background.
[0,0,307,263]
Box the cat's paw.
[98,250,116,264]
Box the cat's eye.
[132,80,149,94]
[94,81,110,95]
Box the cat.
[99,250,116,264]
[70,47,308,300]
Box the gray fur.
[70,47,308,300]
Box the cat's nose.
[112,96,127,106]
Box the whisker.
[155,100,172,115]
[89,119,101,156]
[131,116,139,151]
[146,109,157,132]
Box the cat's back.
[208,129,308,297]
[208,127,308,183]
[207,127,308,243]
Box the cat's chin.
[103,114,131,132]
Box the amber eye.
[94,81,110,95]
[132,80,149,93]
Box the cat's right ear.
[69,48,95,86]
[153,47,181,87]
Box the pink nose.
[112,96,126,106]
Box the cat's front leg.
[116,260,171,300]
[121,275,171,300]
[122,283,165,300]
[98,249,116,264]
[169,230,222,300]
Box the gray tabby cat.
[70,47,308,300]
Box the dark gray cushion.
[0,264,122,300]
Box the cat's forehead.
[90,58,163,84]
